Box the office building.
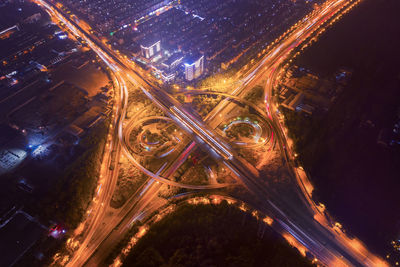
[184,55,204,81]
[140,39,161,59]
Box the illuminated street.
[32,0,387,266]
[1,0,398,266]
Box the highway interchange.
[34,0,388,266]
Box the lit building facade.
[140,40,161,59]
[184,55,204,81]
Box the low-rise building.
[161,52,184,70]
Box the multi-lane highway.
[34,0,388,266]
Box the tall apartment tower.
[184,55,204,81]
[140,40,161,59]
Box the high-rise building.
[184,55,204,81]
[140,40,161,59]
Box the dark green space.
[27,119,109,229]
[110,167,148,209]
[122,202,313,267]
[284,0,400,256]
[225,123,254,139]
[191,94,222,118]
[7,119,109,267]
[244,85,264,104]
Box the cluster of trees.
[105,222,141,265]
[122,202,313,267]
[244,85,264,104]
[285,0,400,255]
[196,73,234,92]
[129,89,152,106]
[17,120,109,266]
[191,95,222,117]
[110,164,148,209]
[180,164,209,185]
[143,130,162,144]
[280,107,316,165]
[173,159,193,183]
[225,123,254,140]
[33,120,109,229]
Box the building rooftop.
[184,53,203,66]
[162,52,184,68]
[139,36,160,48]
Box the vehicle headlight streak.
[33,0,389,265]
[170,106,233,160]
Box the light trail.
[33,0,388,266]
[170,106,233,160]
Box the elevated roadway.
[35,0,387,266]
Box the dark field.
[288,0,400,257]
[122,202,313,267]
